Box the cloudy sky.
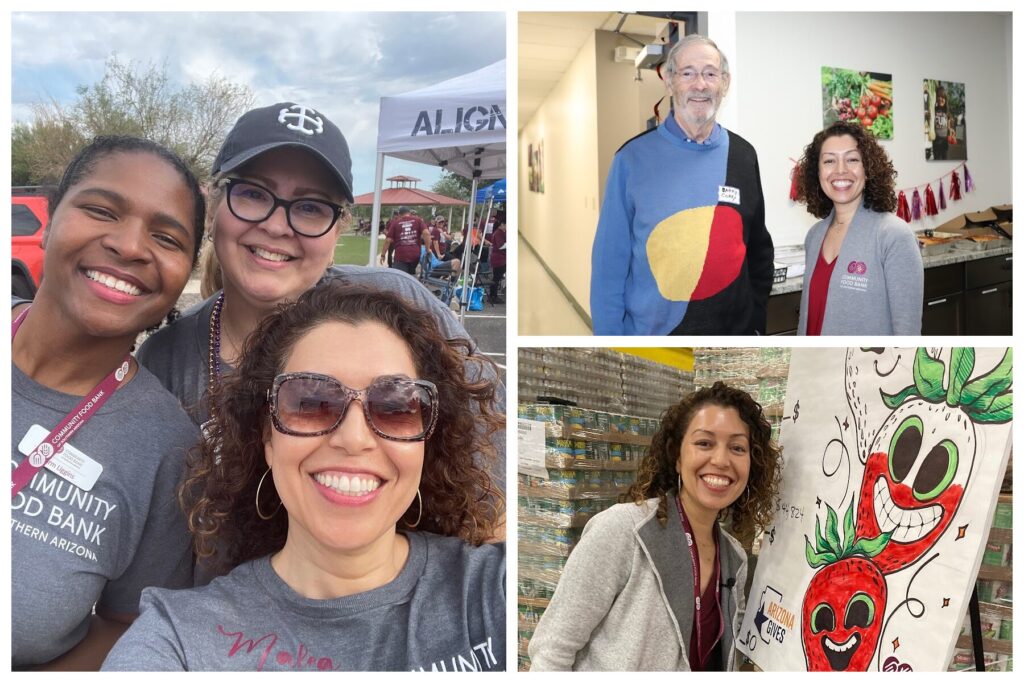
[10,11,506,195]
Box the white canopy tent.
[369,60,507,314]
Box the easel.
[967,585,986,671]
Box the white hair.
[663,34,730,77]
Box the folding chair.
[419,251,457,307]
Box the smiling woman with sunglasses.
[135,103,506,556]
[102,281,505,672]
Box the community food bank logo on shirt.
[413,637,501,672]
[11,463,117,563]
[838,260,869,292]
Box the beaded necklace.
[207,291,225,394]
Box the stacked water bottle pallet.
[517,402,655,670]
[519,347,694,418]
[693,347,791,443]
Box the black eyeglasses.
[222,178,345,238]
[269,372,438,441]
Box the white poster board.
[737,347,1012,671]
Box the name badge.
[18,424,103,491]
[719,185,741,204]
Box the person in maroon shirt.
[428,215,448,257]
[379,206,430,275]
[487,211,506,304]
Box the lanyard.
[10,306,130,498]
[675,495,723,663]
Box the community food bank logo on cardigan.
[840,261,869,292]
[847,261,867,275]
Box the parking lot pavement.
[458,300,507,385]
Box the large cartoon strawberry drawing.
[803,501,892,671]
[854,348,1012,574]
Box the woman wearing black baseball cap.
[136,103,506,576]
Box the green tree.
[11,123,37,186]
[12,100,87,184]
[431,170,497,202]
[12,55,254,184]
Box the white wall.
[519,30,664,313]
[519,32,600,311]
[733,12,1012,247]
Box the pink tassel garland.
[963,164,974,193]
[789,163,800,201]
[950,171,962,201]
[924,184,938,216]
[896,191,911,222]
[939,178,947,210]
[910,189,922,221]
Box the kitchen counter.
[770,243,1012,296]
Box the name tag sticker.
[17,424,103,491]
[719,185,741,204]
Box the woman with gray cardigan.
[794,121,923,335]
[528,383,782,671]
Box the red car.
[12,186,48,300]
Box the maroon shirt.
[429,225,447,256]
[806,247,838,336]
[489,227,506,267]
[386,215,426,263]
[688,541,723,671]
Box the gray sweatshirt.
[798,203,923,335]
[528,497,747,671]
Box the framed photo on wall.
[924,79,966,161]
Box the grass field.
[333,235,374,265]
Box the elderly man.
[590,35,774,335]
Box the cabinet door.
[924,262,965,299]
[964,283,1012,335]
[965,254,1013,290]
[766,291,801,335]
[922,292,963,335]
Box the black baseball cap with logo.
[213,102,354,202]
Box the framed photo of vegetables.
[924,79,966,161]
[821,66,893,140]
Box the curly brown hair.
[795,121,898,219]
[625,381,782,542]
[181,280,504,570]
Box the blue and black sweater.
[590,117,774,335]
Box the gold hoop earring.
[255,468,281,520]
[407,489,423,528]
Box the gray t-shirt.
[102,532,506,672]
[11,362,196,668]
